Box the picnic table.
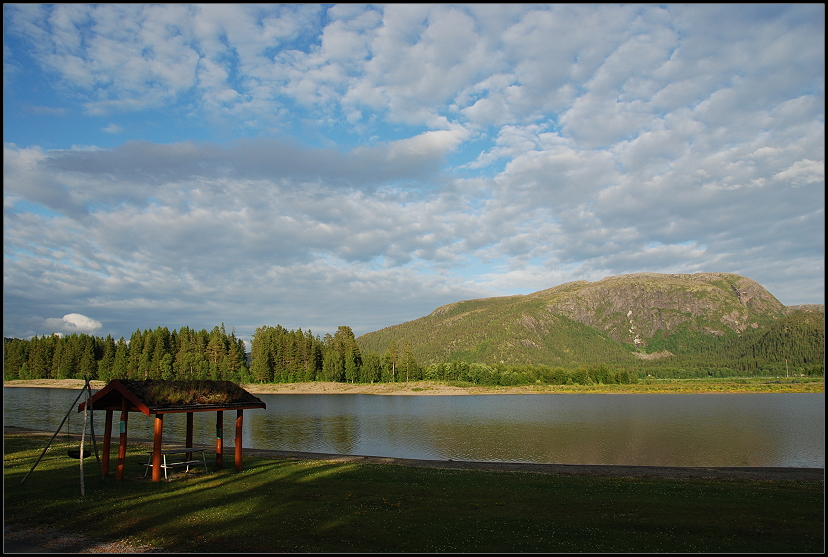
[142,446,208,480]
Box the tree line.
[2,324,422,385]
[4,317,823,385]
[248,325,421,384]
[3,324,249,383]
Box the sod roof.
[78,379,266,415]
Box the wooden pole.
[88,382,103,479]
[185,412,194,462]
[152,414,164,482]
[235,409,243,471]
[215,411,224,469]
[102,410,113,477]
[80,382,89,495]
[20,386,88,485]
[116,398,129,481]
[185,412,194,463]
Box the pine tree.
[112,338,130,379]
[322,349,344,382]
[128,330,144,379]
[97,335,116,382]
[250,347,273,383]
[345,346,360,383]
[77,336,97,379]
[138,331,156,380]
[51,337,68,379]
[360,352,382,383]
[384,340,399,382]
[3,338,28,379]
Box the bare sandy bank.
[1,379,563,395]
[239,380,540,395]
[4,378,822,394]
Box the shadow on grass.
[5,433,824,553]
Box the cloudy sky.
[3,4,824,344]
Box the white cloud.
[773,159,824,186]
[42,313,103,335]
[2,4,824,342]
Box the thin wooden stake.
[20,387,88,485]
[80,381,89,496]
[89,384,103,479]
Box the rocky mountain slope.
[357,272,812,366]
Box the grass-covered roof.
[79,379,266,415]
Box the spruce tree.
[384,340,399,382]
[77,336,96,379]
[112,338,130,379]
[361,352,382,383]
[97,335,116,382]
[345,346,360,383]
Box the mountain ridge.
[357,272,822,367]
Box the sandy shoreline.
[4,378,822,395]
[2,378,567,395]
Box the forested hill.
[3,272,823,384]
[356,272,822,369]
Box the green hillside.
[358,295,635,365]
[357,272,819,369]
[669,307,825,374]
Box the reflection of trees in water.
[421,401,790,467]
[247,412,359,455]
[320,416,358,455]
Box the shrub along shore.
[3,430,823,553]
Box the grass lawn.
[519,376,825,393]
[4,433,824,553]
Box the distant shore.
[3,378,542,395]
[3,377,823,394]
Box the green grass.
[141,380,249,406]
[4,433,823,553]
[543,376,825,393]
[435,376,823,393]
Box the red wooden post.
[116,398,129,481]
[215,411,224,468]
[152,414,164,482]
[102,409,113,477]
[185,412,194,463]
[235,409,243,471]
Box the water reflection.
[4,388,824,468]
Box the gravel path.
[4,523,163,553]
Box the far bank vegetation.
[3,311,824,387]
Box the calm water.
[3,388,824,468]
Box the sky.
[3,4,825,346]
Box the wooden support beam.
[116,398,129,481]
[102,409,113,477]
[215,411,224,468]
[235,409,243,471]
[152,414,164,482]
[185,412,194,463]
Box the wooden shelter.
[78,379,266,482]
